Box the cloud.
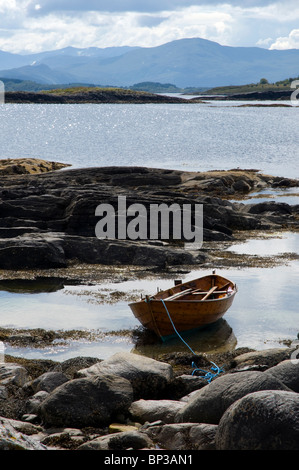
[0,5,237,53]
[26,0,280,15]
[0,1,298,54]
[270,29,299,49]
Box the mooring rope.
[160,298,224,382]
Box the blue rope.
[191,361,224,383]
[161,299,197,355]
[160,298,224,382]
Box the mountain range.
[0,38,299,88]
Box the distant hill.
[0,38,299,88]
[0,78,96,92]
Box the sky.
[0,0,299,54]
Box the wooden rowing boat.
[129,271,237,339]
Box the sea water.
[0,101,298,178]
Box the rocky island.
[4,87,191,104]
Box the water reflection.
[225,231,299,257]
[0,278,65,294]
[133,319,237,359]
[0,233,298,361]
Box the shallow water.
[225,231,299,257]
[1,232,298,361]
[230,187,299,205]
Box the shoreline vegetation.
[0,158,298,451]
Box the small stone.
[109,423,140,434]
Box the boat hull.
[129,273,237,338]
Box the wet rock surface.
[0,348,298,450]
[0,163,298,272]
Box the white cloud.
[256,37,273,47]
[0,1,298,53]
[270,29,299,49]
[0,6,236,53]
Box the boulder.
[142,422,217,450]
[165,374,207,399]
[129,399,184,424]
[176,371,291,424]
[76,352,173,399]
[78,430,154,450]
[0,235,66,269]
[216,390,299,450]
[232,347,293,370]
[38,374,133,428]
[247,201,292,215]
[24,371,69,394]
[1,417,42,436]
[0,363,30,387]
[264,359,299,392]
[0,417,47,450]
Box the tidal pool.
[230,187,299,205]
[0,233,298,361]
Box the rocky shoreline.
[0,160,298,274]
[4,88,191,104]
[0,158,299,451]
[0,347,299,450]
[203,89,293,101]
[4,87,294,104]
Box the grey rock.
[216,390,299,450]
[129,399,184,424]
[264,359,299,392]
[38,374,133,428]
[24,371,69,393]
[189,423,218,450]
[53,356,101,379]
[176,371,291,424]
[166,374,207,399]
[0,166,297,270]
[232,347,293,369]
[1,417,42,436]
[0,417,47,450]
[78,430,153,450]
[0,363,30,387]
[76,352,173,399]
[143,422,217,450]
[0,234,67,269]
